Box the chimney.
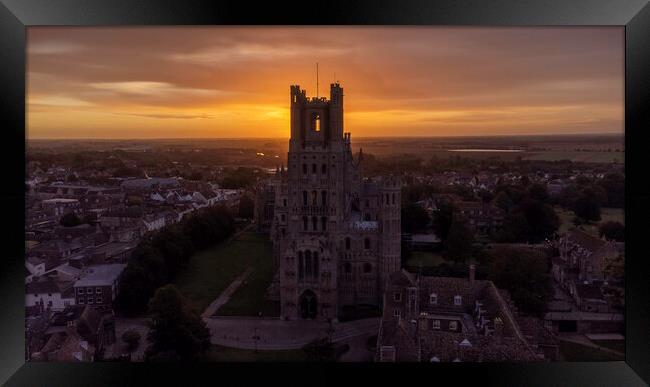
[469,264,476,284]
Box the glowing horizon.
[27,27,624,139]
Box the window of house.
[78,298,85,304]
[449,321,458,331]
[345,237,351,250]
[96,288,102,294]
[364,238,370,249]
[87,297,94,304]
[432,320,441,330]
[96,297,103,304]
[48,293,52,297]
[429,293,437,305]
[394,292,402,302]
[87,288,93,294]
[394,309,401,318]
[78,288,84,294]
[48,301,53,307]
[303,191,308,206]
[363,263,372,274]
[454,295,462,306]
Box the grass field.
[217,232,279,317]
[559,340,624,361]
[174,230,274,314]
[206,345,307,362]
[405,251,446,268]
[555,207,624,237]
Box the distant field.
[555,206,624,237]
[174,230,273,314]
[523,151,624,163]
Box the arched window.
[302,191,308,206]
[321,191,327,206]
[312,164,317,174]
[344,262,352,274]
[311,191,318,206]
[364,238,370,249]
[302,164,307,174]
[313,252,319,278]
[298,251,304,279]
[385,193,389,205]
[392,193,396,205]
[312,216,318,231]
[322,164,327,174]
[302,216,308,231]
[345,237,351,250]
[305,250,312,278]
[321,217,327,231]
[363,263,372,274]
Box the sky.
[27,27,624,139]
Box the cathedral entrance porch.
[299,290,318,319]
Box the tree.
[518,199,560,243]
[493,191,513,212]
[238,195,255,219]
[573,187,601,222]
[599,221,625,242]
[432,199,456,241]
[122,330,141,352]
[401,203,430,233]
[598,173,624,208]
[60,212,81,227]
[445,215,474,263]
[488,246,552,316]
[527,183,550,203]
[146,285,210,362]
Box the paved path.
[205,317,380,350]
[201,268,253,318]
[338,333,375,362]
[559,334,625,357]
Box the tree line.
[116,205,235,316]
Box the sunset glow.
[27,27,624,139]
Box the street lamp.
[252,327,261,353]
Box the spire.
[316,62,319,99]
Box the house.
[376,266,552,362]
[25,276,76,312]
[456,201,505,236]
[73,264,127,311]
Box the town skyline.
[28,27,623,139]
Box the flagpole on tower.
[316,62,319,98]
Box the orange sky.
[27,27,624,139]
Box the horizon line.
[27,131,624,141]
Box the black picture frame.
[1,0,648,385]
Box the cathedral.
[270,82,401,321]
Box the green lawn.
[174,230,274,314]
[405,251,446,268]
[206,345,307,362]
[559,340,624,361]
[217,232,279,316]
[555,207,624,237]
